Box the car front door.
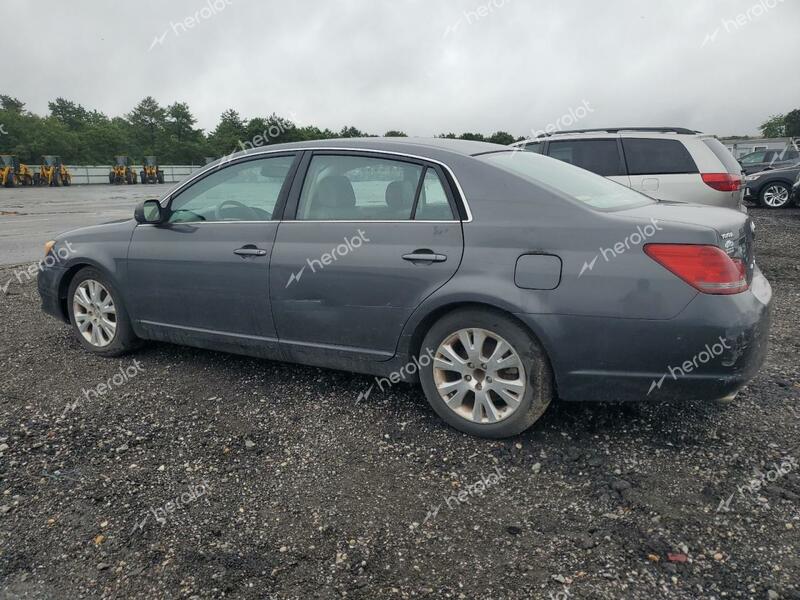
[127,153,298,351]
[269,151,464,363]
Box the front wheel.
[67,268,141,357]
[760,182,791,208]
[419,309,553,438]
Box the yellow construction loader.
[140,156,165,184]
[109,156,137,184]
[0,155,34,187]
[34,155,71,186]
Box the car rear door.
[127,153,298,349]
[545,138,631,187]
[269,151,464,363]
[621,138,699,201]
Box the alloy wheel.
[432,327,526,424]
[73,279,117,347]
[762,184,790,208]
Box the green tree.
[784,109,800,138]
[384,130,407,137]
[48,98,91,129]
[487,131,515,145]
[458,132,486,142]
[208,109,247,156]
[759,114,785,137]
[127,96,166,152]
[0,95,25,113]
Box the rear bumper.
[517,267,772,402]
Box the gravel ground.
[1,206,798,600]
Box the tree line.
[1,93,797,166]
[0,94,519,165]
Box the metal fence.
[63,165,204,185]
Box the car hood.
[56,218,137,242]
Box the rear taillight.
[701,173,741,192]
[644,244,748,295]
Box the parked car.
[511,128,744,210]
[744,163,800,208]
[738,148,800,175]
[38,138,771,438]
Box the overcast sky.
[7,0,799,137]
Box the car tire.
[67,267,141,357]
[419,308,553,438]
[759,182,791,209]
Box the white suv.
[511,128,745,211]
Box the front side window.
[478,150,653,210]
[296,155,424,220]
[547,139,625,176]
[622,139,698,175]
[168,155,295,223]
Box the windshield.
[478,150,654,210]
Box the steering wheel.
[215,199,263,221]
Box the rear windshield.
[478,150,653,210]
[703,138,743,174]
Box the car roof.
[232,137,508,160]
[510,128,711,145]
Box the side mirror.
[134,199,166,224]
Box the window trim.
[283,150,462,223]
[156,147,472,224]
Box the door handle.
[402,250,447,263]
[234,246,267,257]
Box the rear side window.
[622,139,698,175]
[521,141,543,154]
[703,138,743,174]
[297,155,423,220]
[415,169,455,220]
[547,139,625,176]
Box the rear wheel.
[157,171,164,184]
[67,267,140,357]
[419,308,553,438]
[760,182,791,208]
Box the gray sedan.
[38,138,772,438]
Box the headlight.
[44,240,56,256]
[745,174,761,181]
